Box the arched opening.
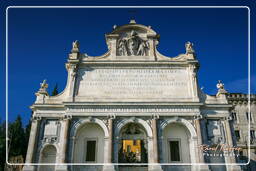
[163,123,191,163]
[39,145,57,171]
[73,123,105,163]
[118,123,148,164]
[72,122,105,171]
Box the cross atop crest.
[128,9,137,22]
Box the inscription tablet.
[76,68,192,100]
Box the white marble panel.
[44,121,58,136]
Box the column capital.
[193,115,203,120]
[221,116,232,121]
[151,113,160,120]
[31,115,41,122]
[107,113,116,119]
[60,114,72,121]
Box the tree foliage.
[51,83,59,96]
[0,119,6,171]
[8,115,26,158]
[0,115,31,170]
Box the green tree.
[0,119,6,171]
[8,115,26,159]
[51,83,59,96]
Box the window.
[169,140,181,162]
[235,130,240,141]
[250,130,255,143]
[246,112,252,121]
[231,112,237,122]
[85,140,96,162]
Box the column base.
[226,165,242,171]
[103,165,115,171]
[23,165,36,171]
[198,165,210,171]
[55,165,69,171]
[148,164,163,171]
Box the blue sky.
[0,0,255,125]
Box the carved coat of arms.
[117,30,149,56]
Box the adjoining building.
[23,20,253,171]
[227,93,256,171]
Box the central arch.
[114,118,154,166]
[118,122,148,163]
[115,118,153,137]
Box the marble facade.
[23,20,243,171]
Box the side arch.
[38,144,57,171]
[70,117,109,138]
[69,118,110,165]
[158,117,198,166]
[159,117,197,138]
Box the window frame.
[83,138,98,163]
[167,138,182,163]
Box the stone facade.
[23,20,247,171]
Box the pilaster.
[103,115,115,171]
[58,115,72,163]
[65,63,78,102]
[25,116,41,163]
[223,117,242,171]
[23,115,41,171]
[194,115,210,170]
[149,114,163,171]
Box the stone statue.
[185,41,195,54]
[72,40,79,52]
[216,80,225,89]
[137,40,149,56]
[40,80,48,91]
[216,80,228,96]
[36,79,48,96]
[127,30,138,56]
[117,39,127,56]
[127,39,136,56]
